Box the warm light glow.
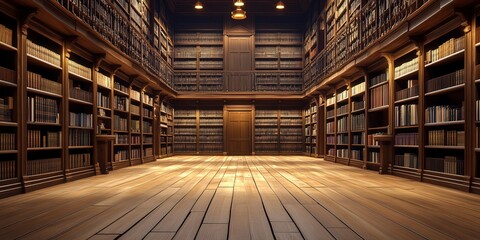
[234,0,245,7]
[194,0,203,9]
[231,7,246,20]
[276,1,285,9]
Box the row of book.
[425,156,464,175]
[0,132,15,150]
[130,89,141,102]
[131,148,141,159]
[327,109,335,118]
[27,96,60,123]
[425,36,465,64]
[114,133,128,145]
[199,135,223,142]
[368,133,384,146]
[143,121,152,133]
[337,149,349,158]
[0,96,13,122]
[351,113,365,131]
[352,132,365,144]
[69,153,91,169]
[144,147,153,156]
[68,60,91,80]
[395,81,418,101]
[26,39,61,67]
[337,116,348,132]
[131,104,140,115]
[97,92,110,108]
[337,104,349,116]
[131,119,140,132]
[69,129,91,146]
[425,105,464,123]
[0,66,16,84]
[327,122,335,134]
[369,84,389,109]
[326,96,335,106]
[199,119,223,125]
[0,23,13,46]
[337,89,348,102]
[0,160,15,180]
[255,119,278,125]
[69,112,93,128]
[394,57,418,79]
[427,130,465,146]
[27,71,62,95]
[142,94,153,106]
[352,100,364,112]
[280,119,302,125]
[395,133,418,145]
[280,135,303,142]
[255,33,302,44]
[27,130,61,148]
[70,84,93,103]
[279,128,302,135]
[114,80,129,93]
[160,146,173,155]
[327,148,335,156]
[395,104,418,127]
[27,158,62,175]
[174,128,196,135]
[175,119,197,125]
[143,136,153,144]
[143,108,153,118]
[198,144,223,152]
[394,153,418,168]
[132,135,141,144]
[351,82,365,95]
[426,69,464,93]
[255,143,278,152]
[114,96,129,112]
[114,149,128,162]
[174,143,196,152]
[96,72,111,88]
[199,128,223,135]
[175,110,196,117]
[369,71,388,86]
[326,135,335,145]
[114,115,128,131]
[337,134,348,144]
[368,151,380,163]
[351,149,363,160]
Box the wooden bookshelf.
[24,27,64,192]
[199,108,224,153]
[474,9,480,193]
[350,77,366,168]
[0,9,19,197]
[159,98,174,157]
[113,73,130,169]
[174,108,197,154]
[304,98,318,157]
[142,88,155,162]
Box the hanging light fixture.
[276,1,285,9]
[231,6,246,20]
[234,0,245,7]
[194,0,203,9]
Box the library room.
[0,0,480,239]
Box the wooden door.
[226,37,253,91]
[226,110,252,155]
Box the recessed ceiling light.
[276,1,285,10]
[194,0,203,9]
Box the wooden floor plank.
[0,155,479,240]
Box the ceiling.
[165,0,312,16]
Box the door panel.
[227,111,252,155]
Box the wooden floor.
[1,156,480,240]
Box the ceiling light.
[234,0,245,7]
[276,1,285,9]
[194,0,203,9]
[231,7,246,20]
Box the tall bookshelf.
[393,47,420,178]
[254,31,303,92]
[279,109,304,153]
[96,68,113,172]
[142,89,155,162]
[474,10,480,193]
[174,31,224,92]
[113,74,130,168]
[199,108,223,153]
[350,77,366,168]
[305,99,318,157]
[254,108,279,154]
[173,108,197,153]
[130,84,142,164]
[335,85,349,165]
[423,24,466,185]
[159,98,174,157]
[366,66,389,171]
[0,11,19,195]
[325,93,336,161]
[66,51,95,180]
